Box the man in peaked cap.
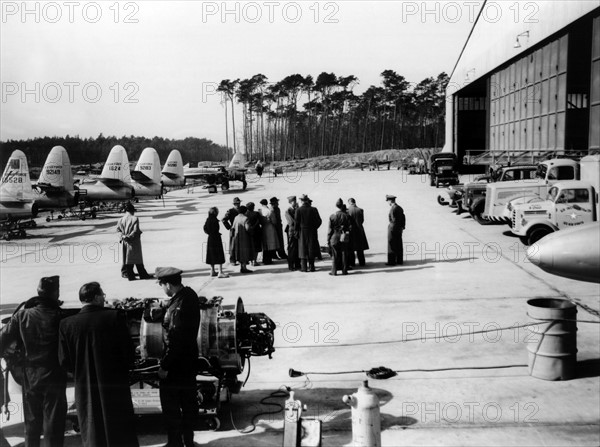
[386,194,406,266]
[222,197,242,265]
[155,267,205,447]
[1,275,67,447]
[269,197,287,260]
[284,196,301,271]
[294,194,322,272]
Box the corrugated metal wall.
[489,35,568,152]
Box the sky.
[1,1,483,147]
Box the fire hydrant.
[343,380,381,447]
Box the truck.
[481,158,579,224]
[460,164,538,223]
[510,155,599,245]
[429,153,459,187]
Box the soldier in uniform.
[0,276,67,447]
[156,267,204,447]
[295,194,322,272]
[386,195,406,266]
[222,197,241,264]
[327,199,352,276]
[284,196,301,271]
[347,198,369,267]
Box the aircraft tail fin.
[229,152,247,170]
[38,146,74,191]
[133,147,162,183]
[162,150,184,177]
[100,145,132,182]
[0,150,34,201]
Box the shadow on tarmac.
[577,358,600,378]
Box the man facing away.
[386,194,406,266]
[0,276,67,447]
[284,195,301,271]
[156,267,204,447]
[347,198,369,267]
[58,282,139,447]
[294,194,322,272]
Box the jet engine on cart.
[116,296,275,430]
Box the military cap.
[155,267,183,281]
[269,197,279,204]
[385,195,397,201]
[37,275,59,298]
[233,197,241,204]
[287,195,296,202]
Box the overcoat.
[295,203,322,259]
[260,205,280,251]
[203,215,225,265]
[387,203,406,255]
[231,214,254,263]
[347,204,370,251]
[59,306,139,447]
[117,212,144,265]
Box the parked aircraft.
[527,222,600,283]
[0,150,38,221]
[130,147,163,198]
[161,150,185,187]
[33,146,78,210]
[183,152,247,191]
[78,145,134,202]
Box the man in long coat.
[284,196,301,271]
[231,206,254,273]
[222,197,241,264]
[294,195,322,272]
[270,197,287,260]
[347,198,369,267]
[0,276,67,447]
[259,199,280,265]
[386,195,406,265]
[327,199,352,276]
[58,282,139,447]
[245,202,262,266]
[117,202,152,281]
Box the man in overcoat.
[294,195,322,272]
[284,196,301,271]
[156,267,204,447]
[58,282,139,447]
[231,206,254,273]
[0,276,67,447]
[117,202,152,281]
[386,195,406,265]
[327,199,352,276]
[222,197,241,264]
[347,198,369,267]
[270,197,287,260]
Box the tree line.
[0,135,231,168]
[218,70,449,162]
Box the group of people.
[0,267,205,447]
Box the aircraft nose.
[526,244,541,266]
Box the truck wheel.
[519,236,530,246]
[528,227,552,246]
[207,416,220,431]
[437,195,448,206]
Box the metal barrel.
[526,298,577,380]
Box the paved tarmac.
[1,168,599,446]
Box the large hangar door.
[455,78,487,165]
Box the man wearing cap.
[259,199,280,265]
[0,276,67,447]
[59,282,139,447]
[284,196,301,271]
[222,197,241,264]
[347,198,369,267]
[295,194,322,272]
[155,267,204,447]
[270,197,288,260]
[245,202,262,266]
[327,199,352,276]
[117,202,153,281]
[386,195,406,266]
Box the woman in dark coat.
[203,207,229,278]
